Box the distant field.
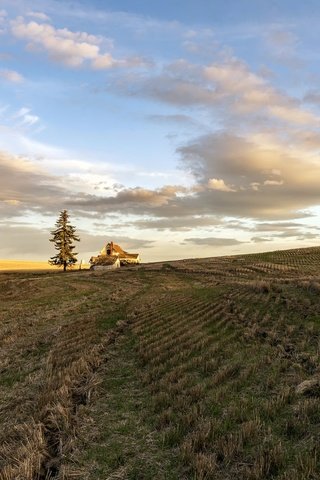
[0,259,90,271]
[1,246,320,479]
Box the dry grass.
[2,246,320,478]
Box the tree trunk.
[63,261,67,272]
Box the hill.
[1,246,320,479]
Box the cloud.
[11,17,105,67]
[0,69,24,83]
[147,114,198,126]
[3,127,319,227]
[176,132,320,219]
[110,57,319,126]
[26,11,50,21]
[91,53,114,69]
[253,222,306,232]
[0,150,73,217]
[304,90,320,105]
[15,107,39,126]
[79,232,154,252]
[251,236,273,243]
[0,9,7,33]
[267,29,298,50]
[67,185,189,214]
[122,215,221,232]
[208,178,235,192]
[1,125,320,233]
[263,179,284,186]
[265,28,303,68]
[0,149,186,220]
[10,17,146,69]
[184,237,245,247]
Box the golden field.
[0,259,90,271]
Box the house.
[90,241,140,268]
[90,255,120,271]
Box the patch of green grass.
[190,284,229,301]
[96,305,127,332]
[80,333,183,479]
[0,370,24,387]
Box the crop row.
[131,283,320,479]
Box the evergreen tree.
[49,210,80,272]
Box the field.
[1,246,320,479]
[0,260,90,272]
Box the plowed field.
[1,246,320,479]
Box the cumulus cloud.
[66,184,194,219]
[175,132,320,220]
[11,17,105,67]
[91,53,114,69]
[208,178,235,192]
[0,150,188,219]
[10,17,145,69]
[3,126,320,226]
[0,69,24,83]
[110,57,319,126]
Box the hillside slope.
[1,247,320,479]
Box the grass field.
[1,246,320,479]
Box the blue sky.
[1,0,320,262]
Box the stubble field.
[1,246,320,479]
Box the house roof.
[93,256,119,266]
[107,242,139,259]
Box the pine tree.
[49,210,80,272]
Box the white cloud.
[204,60,265,95]
[10,17,145,70]
[26,11,51,21]
[91,53,114,69]
[0,69,24,83]
[264,179,284,186]
[250,182,260,191]
[208,178,235,192]
[11,17,102,67]
[15,107,39,126]
[114,56,320,127]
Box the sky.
[1,0,320,262]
